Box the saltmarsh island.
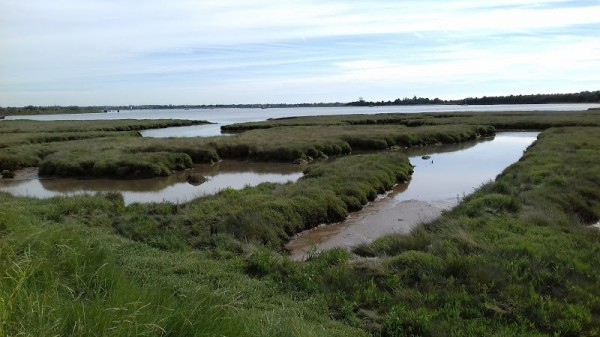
[1,110,599,336]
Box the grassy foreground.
[2,154,410,336]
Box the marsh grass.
[0,120,210,175]
[10,110,596,179]
[2,114,600,336]
[0,119,492,178]
[223,110,600,132]
[259,127,600,336]
[0,195,365,337]
[114,153,413,248]
[216,124,494,159]
[0,211,244,337]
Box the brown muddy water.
[286,132,539,260]
[0,161,303,205]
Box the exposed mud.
[287,193,455,260]
[286,132,539,260]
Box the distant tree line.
[126,102,345,110]
[0,103,348,115]
[347,90,600,106]
[2,91,598,115]
[348,96,444,106]
[0,105,103,115]
[461,91,600,105]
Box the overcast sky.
[1,0,599,106]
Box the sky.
[1,0,599,106]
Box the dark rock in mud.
[187,174,208,185]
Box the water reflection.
[140,124,228,138]
[0,161,303,205]
[398,132,537,204]
[286,132,539,259]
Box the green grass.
[0,205,243,337]
[0,193,366,337]
[5,110,597,178]
[223,110,600,132]
[76,153,412,249]
[0,119,208,135]
[0,150,413,335]
[0,118,493,177]
[0,106,103,116]
[0,120,213,174]
[251,127,600,336]
[1,113,600,336]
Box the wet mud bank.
[287,132,539,260]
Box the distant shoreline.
[1,90,599,116]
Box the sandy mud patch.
[286,192,456,261]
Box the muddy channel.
[286,132,539,260]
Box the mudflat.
[287,197,449,260]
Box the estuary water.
[286,132,539,260]
[0,161,303,205]
[6,104,599,138]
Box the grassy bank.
[222,110,600,132]
[212,124,493,161]
[0,209,240,336]
[0,120,212,175]
[112,153,413,249]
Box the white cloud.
[0,0,599,105]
